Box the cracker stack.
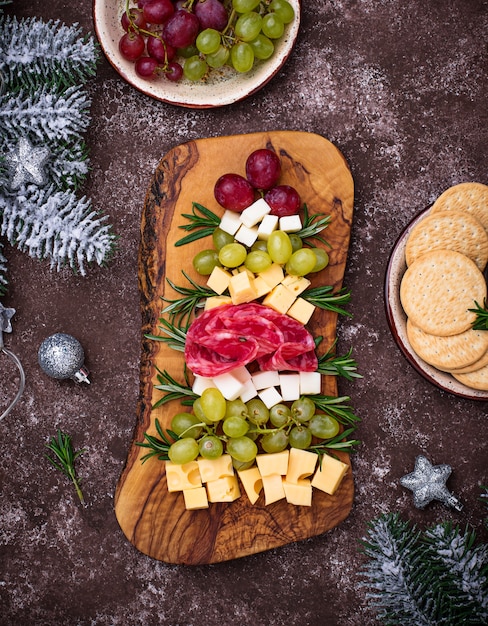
[399,182,488,391]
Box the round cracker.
[406,318,488,371]
[452,362,488,391]
[449,349,488,374]
[400,249,487,336]
[405,210,488,271]
[431,182,488,232]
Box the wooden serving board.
[114,131,355,565]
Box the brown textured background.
[1,1,487,625]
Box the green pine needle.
[45,430,85,505]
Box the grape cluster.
[168,388,341,466]
[118,0,295,82]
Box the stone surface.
[1,1,487,625]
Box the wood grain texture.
[114,131,355,564]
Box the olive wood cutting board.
[114,130,355,565]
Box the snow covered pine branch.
[0,15,116,293]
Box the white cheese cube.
[252,370,281,390]
[279,215,302,232]
[231,366,252,383]
[279,373,300,401]
[299,371,322,395]
[219,210,241,235]
[239,378,258,402]
[258,386,283,409]
[192,375,217,396]
[213,370,246,401]
[240,198,271,228]
[235,224,259,247]
[257,214,279,240]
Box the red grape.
[214,173,255,212]
[265,185,301,216]
[121,8,146,32]
[163,10,200,48]
[142,0,174,25]
[165,61,184,81]
[119,32,145,61]
[194,0,229,31]
[245,149,281,190]
[147,35,176,63]
[135,56,159,77]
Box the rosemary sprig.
[175,202,221,247]
[45,430,85,505]
[146,317,187,351]
[136,418,179,463]
[302,285,352,316]
[297,204,332,246]
[308,427,361,458]
[161,271,216,326]
[309,394,361,427]
[153,366,197,409]
[315,340,362,380]
[469,299,488,330]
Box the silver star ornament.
[400,455,463,512]
[0,302,15,337]
[5,136,50,190]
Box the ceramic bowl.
[384,206,488,401]
[93,0,301,108]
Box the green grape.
[206,45,230,69]
[200,388,226,422]
[199,435,224,459]
[289,233,303,253]
[223,415,249,437]
[230,42,255,73]
[269,403,291,427]
[233,0,260,12]
[289,425,312,449]
[168,438,199,464]
[226,436,258,463]
[269,0,295,23]
[261,12,285,39]
[291,396,316,423]
[178,45,198,58]
[192,396,214,425]
[267,230,293,264]
[261,429,289,453]
[232,458,255,471]
[225,398,249,419]
[285,248,317,276]
[246,398,269,425]
[309,414,340,439]
[310,248,329,272]
[170,412,203,439]
[251,239,268,252]
[183,55,208,81]
[193,249,221,275]
[235,12,263,42]
[196,28,221,55]
[212,227,234,250]
[249,33,274,60]
[218,242,247,268]
[244,249,272,273]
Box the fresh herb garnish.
[469,299,488,330]
[308,394,360,427]
[146,317,187,351]
[153,366,197,409]
[308,427,361,459]
[45,430,85,505]
[302,285,352,316]
[175,202,221,247]
[136,418,179,463]
[161,271,216,326]
[316,340,362,380]
[297,204,332,246]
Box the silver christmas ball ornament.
[38,333,90,384]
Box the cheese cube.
[283,479,312,506]
[261,474,286,505]
[192,375,217,396]
[299,371,322,395]
[253,275,273,298]
[165,461,202,492]
[258,263,284,288]
[286,448,318,484]
[279,215,302,232]
[287,297,315,324]
[256,450,289,476]
[204,295,233,310]
[206,475,241,502]
[262,284,296,314]
[240,198,271,228]
[207,266,232,295]
[311,455,349,495]
[252,370,281,390]
[228,271,258,304]
[257,214,279,240]
[183,486,209,510]
[235,224,259,247]
[281,275,311,296]
[279,374,300,401]
[237,466,263,504]
[197,454,234,483]
[239,378,258,402]
[231,366,252,383]
[232,265,254,279]
[213,370,246,401]
[219,210,241,235]
[258,386,283,409]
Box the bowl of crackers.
[385,182,488,400]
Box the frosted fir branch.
[0,16,98,92]
[0,186,116,275]
[0,241,7,295]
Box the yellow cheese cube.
[165,461,202,492]
[258,263,284,288]
[183,486,209,510]
[262,284,296,314]
[283,479,312,506]
[197,454,234,483]
[206,475,241,502]
[286,448,318,484]
[262,474,285,505]
[286,297,315,324]
[228,271,258,305]
[237,466,263,504]
[253,275,273,298]
[207,266,232,295]
[281,275,311,296]
[204,295,233,310]
[311,455,349,495]
[256,450,289,477]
